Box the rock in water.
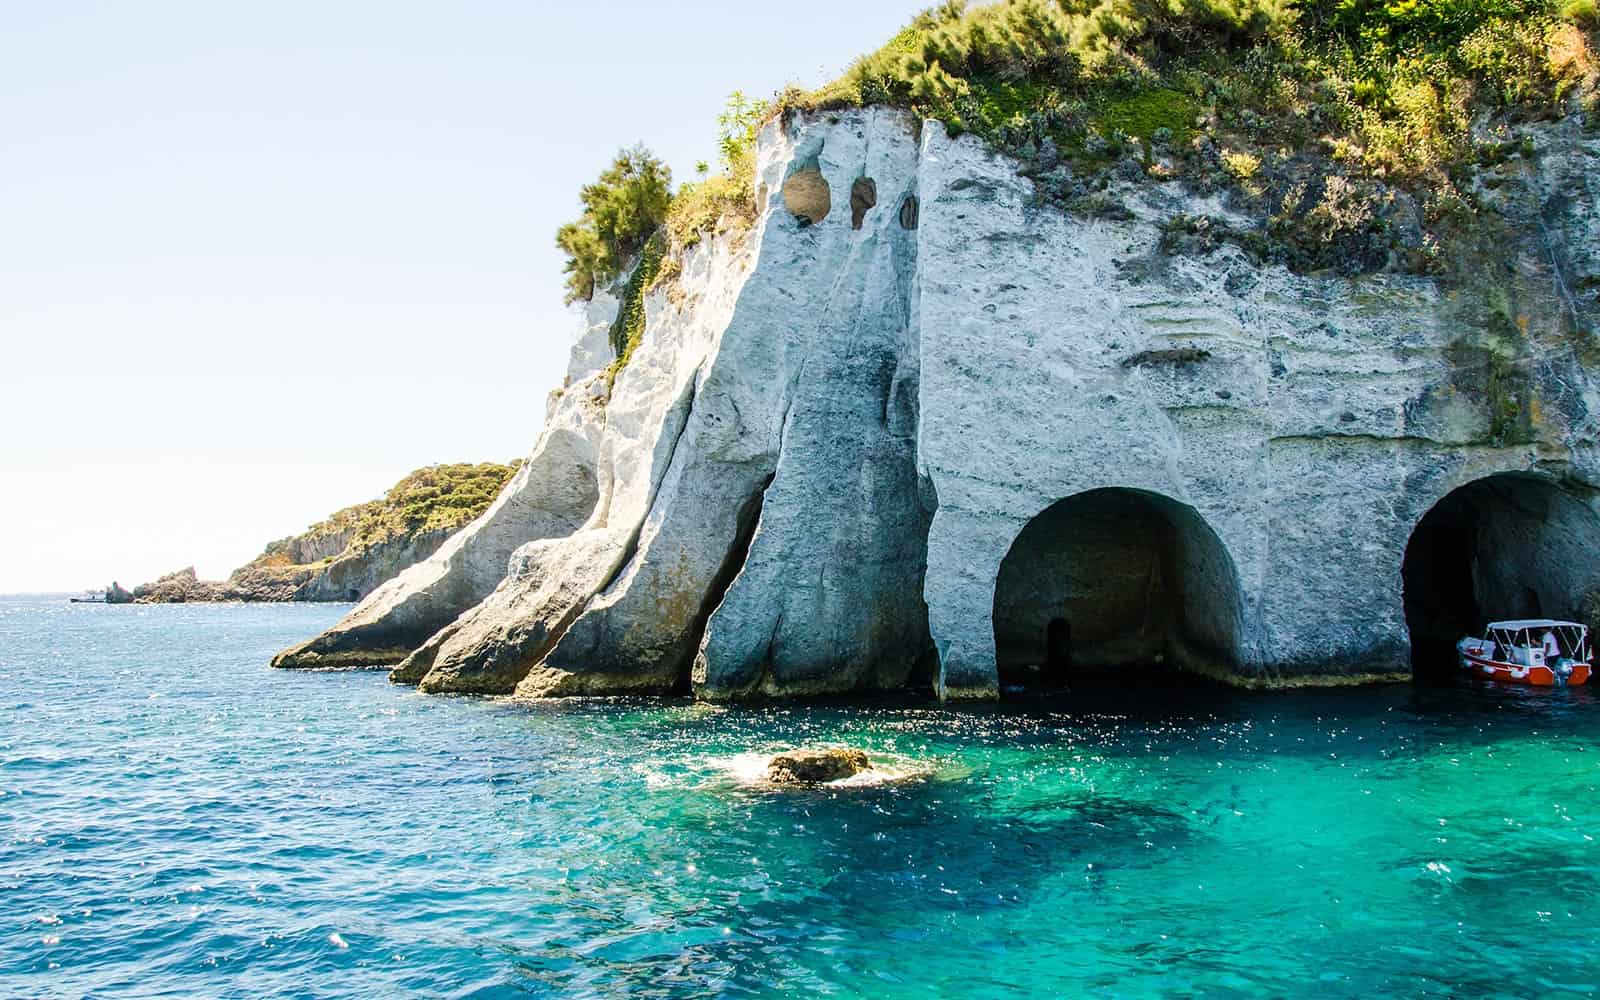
[766,748,872,785]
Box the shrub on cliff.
[355,461,522,547]
[276,461,522,558]
[130,462,521,604]
[663,91,767,253]
[558,94,772,384]
[556,146,672,303]
[779,0,1597,184]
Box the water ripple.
[1,596,1597,997]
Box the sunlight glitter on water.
[2,596,1598,999]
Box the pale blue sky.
[0,1,925,592]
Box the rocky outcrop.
[275,107,1600,700]
[766,748,872,785]
[133,567,227,603]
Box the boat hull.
[1458,651,1591,687]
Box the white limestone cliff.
[277,108,1600,700]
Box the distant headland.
[92,462,518,605]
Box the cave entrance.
[993,488,1244,692]
[1401,474,1600,676]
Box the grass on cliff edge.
[555,0,1597,376]
[559,93,767,383]
[248,461,520,572]
[780,0,1597,181]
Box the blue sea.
[2,595,1597,998]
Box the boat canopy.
[1487,619,1586,632]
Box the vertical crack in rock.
[674,475,773,692]
[1536,208,1582,332]
[899,195,919,230]
[596,374,701,598]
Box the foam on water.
[2,595,1598,998]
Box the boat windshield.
[1487,622,1589,661]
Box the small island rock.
[766,748,871,785]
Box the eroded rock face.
[782,167,831,224]
[766,748,871,784]
[274,108,1600,699]
[912,115,1600,697]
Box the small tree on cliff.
[556,145,672,303]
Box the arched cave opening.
[1401,474,1600,676]
[992,488,1244,692]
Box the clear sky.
[0,1,925,593]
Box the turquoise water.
[2,596,1598,998]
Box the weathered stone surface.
[291,528,456,603]
[766,747,871,784]
[133,564,316,603]
[132,567,215,603]
[273,107,1600,700]
[912,116,1600,697]
[782,167,831,224]
[691,112,932,700]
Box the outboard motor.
[1554,658,1576,686]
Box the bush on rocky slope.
[555,146,672,304]
[133,462,521,603]
[342,462,522,550]
[780,0,1597,184]
[247,462,521,571]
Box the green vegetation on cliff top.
[556,0,1597,371]
[555,93,767,336]
[254,461,520,570]
[783,0,1596,175]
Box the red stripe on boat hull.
[1459,653,1592,687]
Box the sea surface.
[2,595,1597,998]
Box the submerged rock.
[273,108,1600,700]
[766,748,872,785]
